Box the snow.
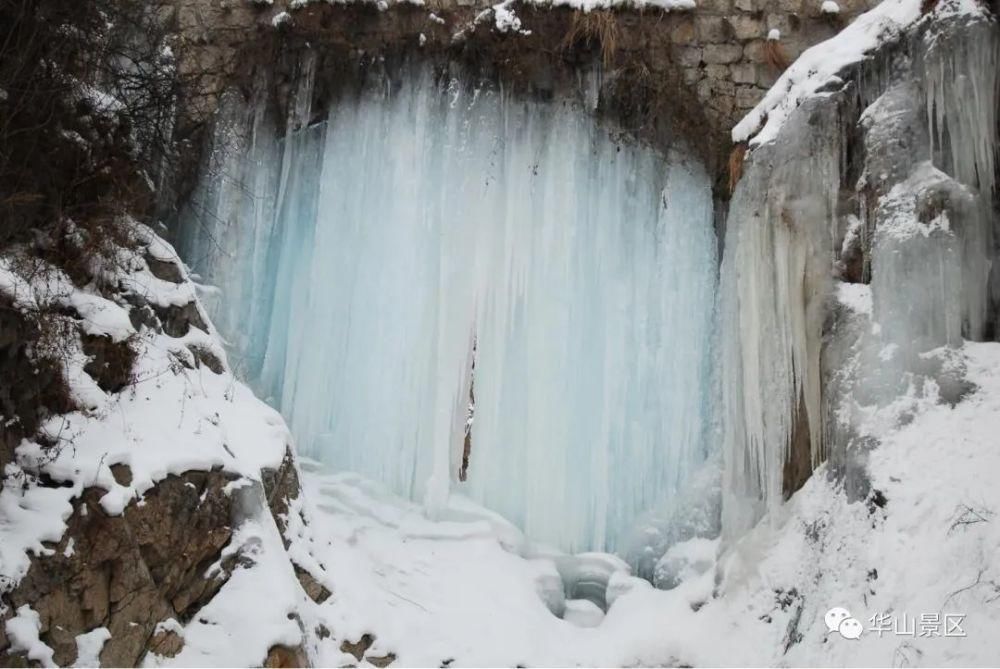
[148,515,305,667]
[276,338,1000,666]
[0,227,287,624]
[73,628,111,668]
[836,282,873,316]
[738,0,995,147]
[77,84,124,116]
[821,0,841,13]
[5,606,55,668]
[716,342,1000,666]
[66,292,134,343]
[767,27,780,40]
[491,0,529,33]
[653,536,718,590]
[563,599,605,627]
[0,256,73,311]
[733,0,989,146]
[0,225,300,667]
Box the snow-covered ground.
[6,234,1000,665]
[281,340,1000,666]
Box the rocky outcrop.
[0,451,326,668]
[0,470,241,667]
[264,643,310,668]
[0,222,317,666]
[339,633,396,667]
[263,449,331,606]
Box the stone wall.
[656,0,881,129]
[165,0,881,142]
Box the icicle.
[181,63,719,553]
[922,20,1000,340]
[719,96,837,540]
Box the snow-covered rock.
[0,223,322,667]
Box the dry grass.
[561,10,620,69]
[728,143,747,195]
[764,39,791,71]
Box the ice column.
[182,65,719,553]
[718,95,837,540]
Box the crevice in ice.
[458,338,476,484]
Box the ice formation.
[719,94,837,539]
[720,9,999,540]
[180,63,718,553]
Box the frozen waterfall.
[180,64,719,553]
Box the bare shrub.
[728,143,747,195]
[764,39,791,71]
[561,10,620,69]
[0,0,211,254]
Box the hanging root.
[729,143,747,195]
[561,10,620,69]
[764,40,791,71]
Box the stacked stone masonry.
[168,0,881,137]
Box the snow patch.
[5,606,56,667]
[73,628,111,668]
[736,0,920,144]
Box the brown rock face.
[262,448,302,546]
[147,628,185,658]
[262,448,331,606]
[0,469,241,667]
[782,392,815,499]
[339,634,396,667]
[264,643,310,668]
[339,634,375,662]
